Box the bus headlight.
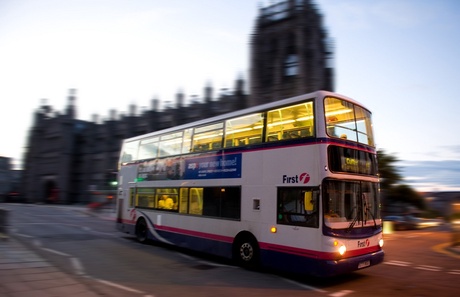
[332,239,346,256]
[379,238,384,247]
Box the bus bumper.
[317,249,385,277]
[261,248,384,277]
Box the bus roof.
[122,90,366,143]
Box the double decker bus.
[116,90,384,277]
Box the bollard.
[383,220,394,234]
[0,208,9,240]
[452,220,460,247]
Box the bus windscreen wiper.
[365,205,378,229]
[349,192,364,232]
[347,207,361,232]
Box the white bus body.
[116,90,384,277]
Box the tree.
[387,184,426,210]
[377,149,426,211]
[377,149,402,191]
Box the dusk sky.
[0,0,459,192]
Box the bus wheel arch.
[232,231,260,269]
[135,217,149,244]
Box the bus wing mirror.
[304,192,314,211]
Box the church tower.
[65,88,77,119]
[249,0,334,106]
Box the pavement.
[0,235,104,297]
[1,204,460,297]
[0,204,119,297]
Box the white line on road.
[415,265,441,272]
[384,260,411,267]
[71,257,85,275]
[180,252,324,292]
[16,222,61,225]
[178,253,235,268]
[15,233,34,238]
[33,239,42,247]
[448,270,460,275]
[94,278,148,295]
[179,254,195,261]
[410,232,432,237]
[282,278,326,293]
[85,228,119,237]
[329,290,354,297]
[41,247,71,257]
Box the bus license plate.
[358,260,370,269]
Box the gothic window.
[284,54,298,76]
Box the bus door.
[129,182,138,219]
[119,181,137,224]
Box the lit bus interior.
[325,97,374,146]
[120,97,374,164]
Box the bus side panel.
[258,144,322,187]
[155,228,234,259]
[136,211,239,259]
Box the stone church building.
[22,0,334,204]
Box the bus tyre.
[234,235,259,269]
[135,218,148,244]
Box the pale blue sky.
[0,0,459,191]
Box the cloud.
[396,145,460,163]
[404,176,427,181]
[400,159,460,192]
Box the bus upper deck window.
[325,97,374,146]
[266,102,314,142]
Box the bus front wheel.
[135,218,148,244]
[234,234,259,269]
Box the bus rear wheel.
[135,218,148,244]
[234,235,259,269]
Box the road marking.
[17,222,58,225]
[84,228,119,237]
[71,257,85,275]
[384,260,411,267]
[179,254,195,260]
[329,290,354,297]
[181,253,323,292]
[415,265,441,272]
[15,233,34,238]
[41,247,71,257]
[282,278,326,293]
[448,270,460,275]
[32,239,86,276]
[33,239,42,247]
[35,214,78,217]
[94,278,148,294]
[178,253,235,268]
[14,227,120,284]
